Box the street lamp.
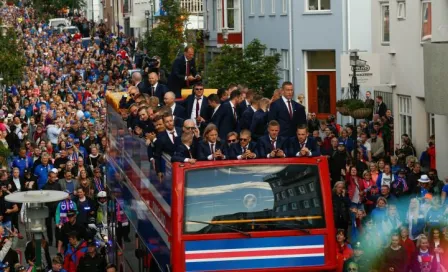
[145,10,150,32]
[222,27,229,44]
[6,191,68,272]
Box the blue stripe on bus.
[186,256,325,271]
[185,235,324,251]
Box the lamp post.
[222,27,229,44]
[145,10,150,33]
[6,191,68,272]
[348,49,367,166]
[0,73,3,106]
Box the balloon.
[84,111,91,119]
[76,110,84,119]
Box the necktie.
[300,142,304,149]
[170,132,176,143]
[210,143,215,155]
[243,147,247,154]
[287,100,293,119]
[151,86,155,96]
[233,107,237,121]
[271,139,276,150]
[188,149,193,159]
[195,97,200,119]
[186,61,190,88]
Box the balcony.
[180,0,203,15]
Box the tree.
[206,39,281,97]
[0,27,25,86]
[32,0,85,18]
[140,0,189,70]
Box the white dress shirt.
[191,96,203,120]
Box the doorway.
[307,71,336,120]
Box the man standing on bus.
[287,125,320,157]
[256,120,287,158]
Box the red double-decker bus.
[106,104,337,272]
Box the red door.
[307,71,336,120]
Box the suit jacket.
[375,102,387,118]
[237,100,250,118]
[256,135,288,158]
[172,103,187,120]
[197,141,226,161]
[227,142,258,160]
[287,137,320,157]
[268,98,307,137]
[240,107,255,131]
[144,82,168,103]
[182,95,211,122]
[217,101,239,141]
[171,144,196,162]
[167,55,198,98]
[154,128,183,172]
[208,105,224,129]
[250,109,267,141]
[135,81,146,94]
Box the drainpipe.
[288,0,293,83]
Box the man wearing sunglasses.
[119,86,139,109]
[228,129,257,160]
[182,83,211,131]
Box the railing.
[180,0,203,14]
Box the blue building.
[244,0,343,119]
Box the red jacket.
[345,175,366,203]
[336,242,353,272]
[427,145,436,170]
[64,241,88,272]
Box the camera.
[142,55,159,70]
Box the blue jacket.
[34,163,54,189]
[12,156,34,177]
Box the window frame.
[397,1,406,20]
[281,49,290,82]
[250,0,255,15]
[420,0,432,43]
[306,0,331,12]
[217,0,223,32]
[271,0,276,14]
[380,2,390,45]
[260,0,265,15]
[398,95,412,141]
[282,0,287,14]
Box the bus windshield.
[184,164,326,234]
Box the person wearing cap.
[343,241,369,272]
[11,147,34,178]
[55,191,78,245]
[59,211,88,255]
[391,168,409,198]
[77,239,107,272]
[329,140,349,186]
[418,175,433,199]
[73,138,87,159]
[63,231,88,272]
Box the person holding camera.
[168,46,201,98]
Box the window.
[381,3,390,44]
[428,113,435,138]
[298,185,306,194]
[282,0,287,13]
[250,0,254,14]
[281,49,290,82]
[307,0,331,11]
[308,183,315,192]
[398,95,412,140]
[227,0,237,30]
[217,0,222,31]
[313,198,320,207]
[397,1,406,19]
[281,191,287,199]
[260,0,265,14]
[271,0,275,13]
[288,188,295,197]
[306,50,336,69]
[270,48,277,56]
[183,164,326,234]
[421,1,432,42]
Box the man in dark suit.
[206,94,223,128]
[197,124,226,161]
[240,94,261,131]
[167,46,201,98]
[228,129,257,160]
[144,72,168,103]
[375,95,387,118]
[250,97,270,141]
[137,106,155,134]
[237,87,252,117]
[171,132,197,164]
[287,125,320,157]
[217,90,243,140]
[257,120,288,159]
[182,83,211,129]
[153,114,183,177]
[164,91,186,119]
[132,72,146,94]
[268,81,307,137]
